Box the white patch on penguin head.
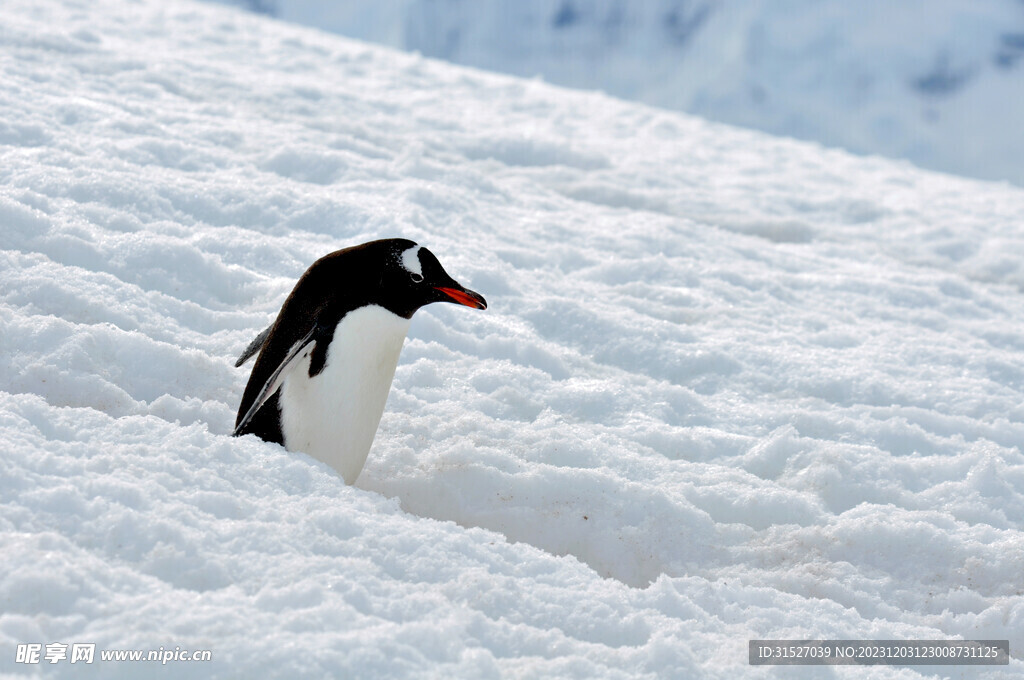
[400,245,422,277]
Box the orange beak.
[435,287,487,310]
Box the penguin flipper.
[233,325,317,437]
[235,324,273,367]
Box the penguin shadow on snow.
[229,239,700,588]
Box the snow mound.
[1,0,1022,677]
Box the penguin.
[233,238,486,484]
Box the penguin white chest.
[278,305,411,484]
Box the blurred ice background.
[210,0,1024,186]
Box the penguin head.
[371,238,487,319]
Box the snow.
[217,0,1024,187]
[1,0,1023,678]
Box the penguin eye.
[410,272,424,283]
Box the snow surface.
[215,0,1024,188]
[1,0,1024,678]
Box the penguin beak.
[435,286,487,310]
